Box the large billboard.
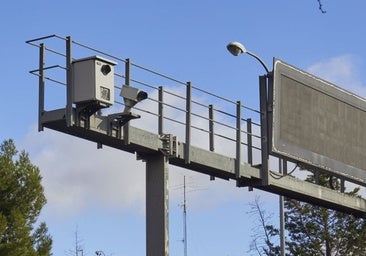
[272,59,366,184]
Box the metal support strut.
[146,154,169,256]
[259,75,270,186]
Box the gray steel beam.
[209,104,214,152]
[65,36,73,127]
[185,82,191,164]
[279,159,285,256]
[146,154,169,256]
[38,43,45,132]
[209,104,215,181]
[158,86,164,135]
[259,75,269,185]
[40,109,366,217]
[235,101,241,179]
[124,58,131,145]
[247,118,252,165]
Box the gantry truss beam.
[42,108,366,217]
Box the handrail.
[27,34,264,162]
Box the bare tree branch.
[317,0,327,13]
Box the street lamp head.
[226,41,247,56]
[226,41,270,73]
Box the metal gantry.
[27,35,366,256]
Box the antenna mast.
[75,226,83,256]
[183,176,187,256]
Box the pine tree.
[249,172,366,255]
[285,173,366,255]
[0,139,52,256]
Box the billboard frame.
[271,58,366,185]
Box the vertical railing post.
[341,179,345,193]
[38,43,45,132]
[125,58,130,86]
[209,104,214,152]
[314,170,320,184]
[235,101,242,180]
[209,104,215,180]
[123,58,131,145]
[247,118,253,165]
[158,86,164,135]
[185,82,191,164]
[259,75,269,185]
[66,36,73,127]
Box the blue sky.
[2,1,366,255]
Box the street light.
[226,40,271,185]
[227,41,285,256]
[226,41,270,74]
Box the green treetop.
[0,139,52,256]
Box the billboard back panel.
[272,59,366,183]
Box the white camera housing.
[120,85,148,111]
[72,56,117,106]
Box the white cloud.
[23,128,146,219]
[23,126,266,220]
[307,55,366,97]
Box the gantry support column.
[146,154,169,256]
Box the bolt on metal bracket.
[159,134,178,158]
[107,112,140,137]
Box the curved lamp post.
[226,41,271,186]
[226,41,270,74]
[227,41,285,256]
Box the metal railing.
[26,34,366,219]
[27,34,265,171]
